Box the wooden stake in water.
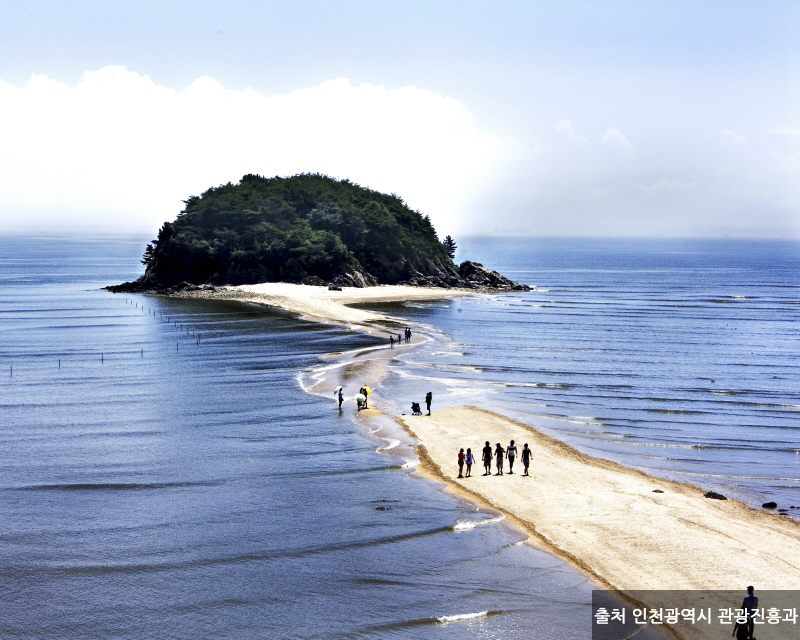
[177,342,179,351]
[59,359,60,368]
[101,353,104,362]
[141,348,143,358]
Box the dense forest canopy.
[111,173,528,292]
[139,173,457,287]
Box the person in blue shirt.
[741,586,758,640]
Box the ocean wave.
[452,514,505,531]
[378,439,401,452]
[437,610,501,623]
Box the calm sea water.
[1,236,601,640]
[362,237,800,511]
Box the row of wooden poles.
[8,298,203,376]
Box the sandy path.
[398,406,800,639]
[398,405,800,590]
[179,282,471,326]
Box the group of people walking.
[390,327,413,347]
[457,440,531,478]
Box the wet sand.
[178,282,472,326]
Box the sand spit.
[176,282,471,326]
[399,406,800,639]
[173,283,800,639]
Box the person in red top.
[457,448,465,478]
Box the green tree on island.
[442,235,457,260]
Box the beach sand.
[181,283,800,639]
[179,282,472,326]
[398,406,800,640]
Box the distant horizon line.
[2,232,799,241]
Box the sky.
[1,0,799,237]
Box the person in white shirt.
[506,440,518,474]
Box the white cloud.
[554,119,589,143]
[601,127,633,148]
[0,66,522,233]
[1,66,798,238]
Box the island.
[108,173,528,294]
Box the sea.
[1,235,798,639]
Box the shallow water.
[1,236,607,639]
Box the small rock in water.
[375,506,392,511]
[704,491,727,500]
[652,489,664,493]
[762,501,778,509]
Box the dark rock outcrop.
[391,261,530,291]
[762,501,777,509]
[329,267,379,289]
[704,491,727,500]
[456,261,530,291]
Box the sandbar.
[175,282,800,638]
[177,282,471,326]
[399,405,800,639]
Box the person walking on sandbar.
[482,441,493,476]
[494,443,504,475]
[457,448,465,478]
[741,586,758,640]
[425,391,432,415]
[337,387,344,410]
[506,440,518,474]
[521,443,531,476]
[465,448,474,477]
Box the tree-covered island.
[109,173,529,293]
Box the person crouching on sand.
[521,443,531,476]
[457,448,465,478]
[494,443,504,475]
[506,440,517,474]
[482,441,493,476]
[465,448,474,477]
